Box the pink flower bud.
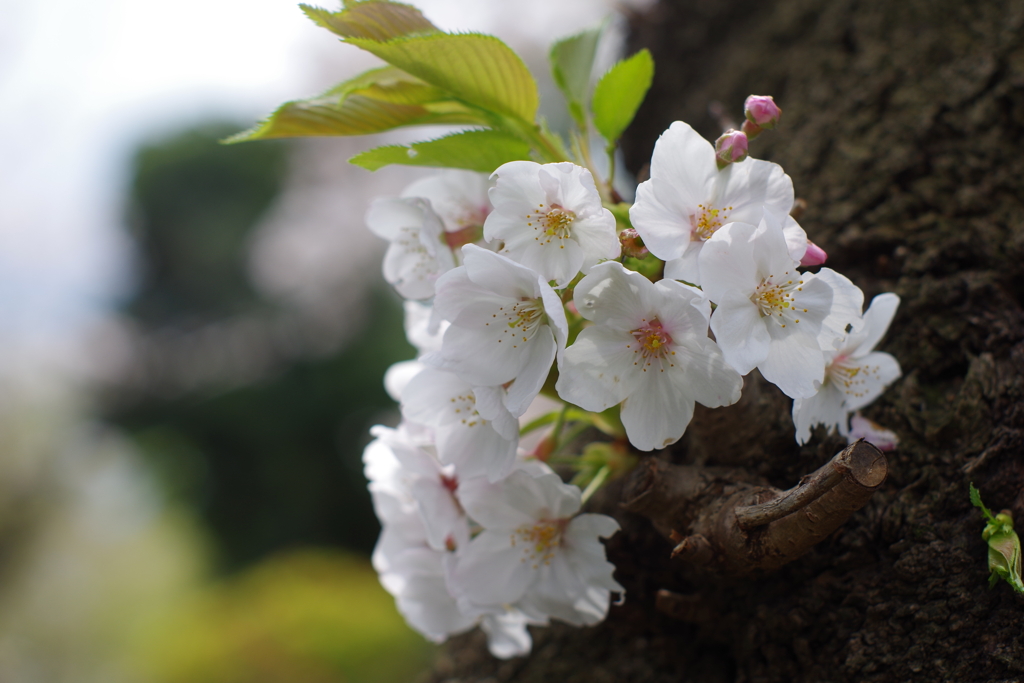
[744,95,781,130]
[799,239,828,266]
[715,129,748,167]
[619,228,649,258]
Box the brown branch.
[621,440,887,577]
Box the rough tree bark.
[426,0,1024,680]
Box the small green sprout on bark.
[969,483,1024,594]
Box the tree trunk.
[426,0,1024,680]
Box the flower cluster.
[235,0,902,658]
[365,422,623,658]
[363,111,900,656]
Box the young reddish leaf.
[300,1,438,41]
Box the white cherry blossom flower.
[364,424,469,551]
[383,301,450,402]
[363,428,472,643]
[555,261,742,451]
[449,469,623,627]
[373,506,535,656]
[366,196,454,300]
[401,366,519,482]
[699,216,849,399]
[366,170,496,300]
[432,245,568,417]
[384,359,426,404]
[792,293,902,443]
[402,169,492,249]
[368,488,478,646]
[484,161,619,287]
[630,121,807,285]
[364,427,537,657]
[402,299,448,354]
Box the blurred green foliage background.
[113,123,413,568]
[0,123,430,682]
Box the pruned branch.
[622,440,887,577]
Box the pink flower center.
[690,203,733,241]
[629,318,677,372]
[440,473,459,494]
[484,298,545,349]
[752,271,807,328]
[825,354,882,401]
[443,204,490,250]
[443,224,484,251]
[511,518,568,568]
[449,391,483,427]
[525,203,576,246]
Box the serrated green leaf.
[349,129,531,172]
[224,67,487,143]
[591,48,654,144]
[346,33,539,122]
[550,24,603,125]
[300,1,438,41]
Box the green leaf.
[349,129,532,172]
[591,48,654,144]
[549,24,603,125]
[970,482,996,522]
[346,33,539,122]
[224,67,488,142]
[300,1,438,41]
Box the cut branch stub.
[621,440,887,577]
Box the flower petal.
[709,292,770,375]
[781,214,809,262]
[645,121,717,211]
[758,328,826,398]
[480,611,533,659]
[663,243,703,284]
[620,367,696,451]
[556,325,644,411]
[840,351,902,413]
[814,268,865,348]
[791,378,845,444]
[671,336,744,409]
[462,244,539,298]
[714,158,794,226]
[503,326,557,417]
[573,261,652,330]
[452,529,534,606]
[851,293,900,358]
[698,221,761,304]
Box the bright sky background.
[0,0,643,363]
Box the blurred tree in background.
[108,123,412,571]
[127,123,287,324]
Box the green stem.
[523,122,567,163]
[547,401,570,452]
[550,422,590,459]
[580,464,611,504]
[519,410,559,436]
[574,130,615,204]
[605,143,617,193]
